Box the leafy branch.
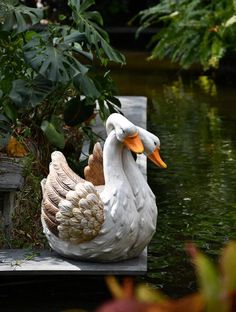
[68,0,125,65]
[0,0,43,33]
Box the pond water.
[111,52,236,297]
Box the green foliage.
[9,75,54,108]
[41,119,65,149]
[188,244,222,312]
[135,0,236,70]
[0,0,43,33]
[23,28,89,83]
[0,0,125,157]
[69,0,125,65]
[64,96,96,126]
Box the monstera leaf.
[9,75,54,108]
[0,0,43,33]
[68,0,125,64]
[24,31,89,83]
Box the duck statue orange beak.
[124,133,144,154]
[148,148,167,169]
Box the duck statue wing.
[84,142,104,186]
[41,151,84,236]
[55,181,104,244]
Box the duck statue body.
[41,114,166,262]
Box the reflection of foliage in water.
[146,79,236,296]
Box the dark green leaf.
[106,100,122,114]
[24,35,89,82]
[9,76,54,108]
[0,114,10,123]
[59,14,67,21]
[84,11,103,26]
[64,31,86,44]
[24,30,38,41]
[73,73,100,99]
[4,102,17,122]
[100,39,126,64]
[98,99,110,121]
[50,115,64,133]
[41,120,65,149]
[107,96,122,108]
[78,0,95,14]
[0,1,43,33]
[69,0,125,65]
[64,96,95,126]
[72,46,93,61]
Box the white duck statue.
[132,127,167,255]
[41,113,166,262]
[86,124,167,258]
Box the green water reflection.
[148,82,236,297]
[111,54,236,297]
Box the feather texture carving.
[84,142,104,185]
[42,151,83,236]
[56,182,104,244]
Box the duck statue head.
[106,113,144,154]
[137,127,167,169]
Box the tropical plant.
[0,0,125,161]
[135,0,236,71]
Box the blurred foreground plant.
[96,241,236,312]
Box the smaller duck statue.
[41,113,167,262]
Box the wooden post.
[0,157,24,245]
[2,192,16,246]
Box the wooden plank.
[0,96,148,274]
[0,157,24,191]
[0,157,24,244]
[0,248,147,275]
